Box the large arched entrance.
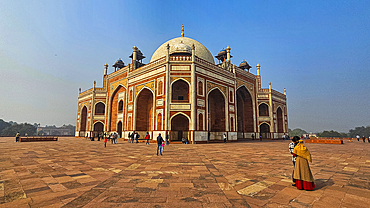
[277,107,283,133]
[80,106,87,137]
[208,89,225,132]
[135,88,153,131]
[171,114,189,141]
[110,86,125,132]
[117,121,122,137]
[260,123,270,139]
[236,86,253,139]
[93,122,104,136]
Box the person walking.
[223,133,227,143]
[104,134,107,148]
[128,132,131,143]
[156,133,164,156]
[166,133,169,145]
[133,132,137,143]
[362,136,366,143]
[289,136,299,186]
[293,140,315,190]
[356,135,360,141]
[251,134,254,140]
[114,133,118,144]
[145,132,150,145]
[260,135,262,141]
[368,136,370,143]
[135,132,140,143]
[15,132,20,142]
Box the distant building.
[76,26,288,142]
[37,125,75,136]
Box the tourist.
[161,139,165,152]
[135,132,140,143]
[282,134,286,140]
[289,136,299,186]
[111,133,114,144]
[145,132,150,145]
[97,133,100,141]
[157,133,164,156]
[128,132,131,143]
[362,136,366,143]
[260,135,262,141]
[114,133,118,144]
[15,132,20,142]
[166,133,169,145]
[356,135,360,141]
[368,136,370,143]
[223,133,227,143]
[293,140,315,191]
[104,134,107,148]
[182,137,186,144]
[251,134,254,140]
[130,132,134,143]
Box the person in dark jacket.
[156,133,164,156]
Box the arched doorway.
[236,86,253,139]
[95,102,105,115]
[172,80,189,102]
[259,103,269,116]
[117,121,122,137]
[208,89,225,132]
[135,88,153,131]
[171,114,189,141]
[93,122,104,137]
[110,86,125,132]
[277,107,283,133]
[260,123,270,139]
[80,106,87,137]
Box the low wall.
[20,137,58,142]
[305,138,343,144]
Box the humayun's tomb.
[76,26,288,143]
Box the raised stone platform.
[20,136,58,142]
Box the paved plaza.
[0,137,370,208]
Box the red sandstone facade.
[76,33,288,143]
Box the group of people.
[289,136,315,190]
[127,132,140,143]
[356,135,370,143]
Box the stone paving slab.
[0,137,370,207]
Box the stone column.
[191,44,196,144]
[269,82,273,138]
[165,44,171,137]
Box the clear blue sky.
[0,0,369,133]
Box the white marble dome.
[150,37,215,64]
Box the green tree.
[289,128,307,137]
[0,119,11,134]
[1,123,36,136]
[317,130,348,138]
[348,126,370,138]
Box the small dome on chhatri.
[217,49,226,56]
[239,59,252,70]
[113,58,125,69]
[170,41,192,55]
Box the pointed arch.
[236,86,253,135]
[170,113,190,141]
[95,102,105,115]
[276,107,284,133]
[259,103,269,116]
[260,122,270,139]
[109,85,126,132]
[80,105,88,132]
[208,88,226,132]
[171,79,189,102]
[135,88,154,131]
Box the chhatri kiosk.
[76,26,288,143]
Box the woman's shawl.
[293,140,312,162]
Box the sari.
[293,140,315,190]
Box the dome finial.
[181,24,184,37]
